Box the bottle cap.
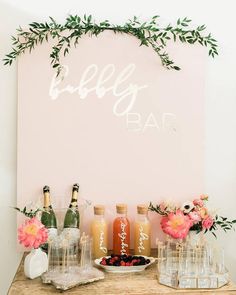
[72,183,79,192]
[94,205,105,215]
[43,185,50,193]
[137,204,148,214]
[116,204,127,214]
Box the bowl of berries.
[94,254,156,273]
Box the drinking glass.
[79,233,92,269]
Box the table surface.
[8,255,236,295]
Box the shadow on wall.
[0,2,31,295]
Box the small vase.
[24,247,48,279]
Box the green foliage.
[148,202,168,216]
[149,201,236,238]
[209,215,236,234]
[14,206,41,218]
[3,15,218,76]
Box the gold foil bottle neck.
[43,185,51,208]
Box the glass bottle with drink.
[91,205,108,259]
[63,183,80,241]
[41,185,57,238]
[113,204,130,255]
[134,204,151,256]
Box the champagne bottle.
[63,183,80,240]
[41,185,57,238]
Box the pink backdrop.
[17,31,205,249]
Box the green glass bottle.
[41,185,57,238]
[63,183,80,229]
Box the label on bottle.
[99,230,108,254]
[62,228,80,242]
[118,220,129,255]
[47,228,58,239]
[138,225,149,253]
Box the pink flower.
[189,210,201,224]
[193,199,204,207]
[161,210,193,239]
[18,217,48,249]
[202,216,214,229]
[200,194,209,201]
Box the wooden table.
[8,256,236,295]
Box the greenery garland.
[3,15,218,76]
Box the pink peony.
[202,216,214,229]
[18,217,48,249]
[188,210,201,224]
[161,210,193,239]
[193,199,204,207]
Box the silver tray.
[41,266,105,291]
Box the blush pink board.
[17,31,206,249]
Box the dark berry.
[113,261,120,266]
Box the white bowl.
[94,256,156,273]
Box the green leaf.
[49,16,56,24]
[220,216,227,221]
[173,66,181,70]
[14,207,21,212]
[64,48,69,56]
[211,231,217,238]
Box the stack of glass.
[41,233,104,290]
[157,235,229,289]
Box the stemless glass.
[157,242,166,274]
[79,233,92,269]
[41,236,63,283]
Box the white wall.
[0,0,236,293]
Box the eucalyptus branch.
[148,202,167,216]
[3,14,218,76]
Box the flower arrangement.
[15,203,48,249]
[149,195,236,239]
[18,217,48,248]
